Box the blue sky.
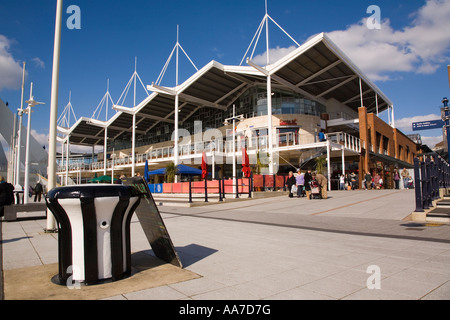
[1,0,449,152]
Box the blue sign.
[148,183,163,193]
[412,119,444,131]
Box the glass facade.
[110,86,326,151]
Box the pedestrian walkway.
[1,189,450,300]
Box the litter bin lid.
[47,184,141,200]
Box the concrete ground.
[1,189,450,300]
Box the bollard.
[218,177,223,202]
[248,172,253,198]
[235,175,239,199]
[188,175,193,204]
[46,184,141,285]
[204,177,208,203]
[222,177,226,199]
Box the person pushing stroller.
[311,172,328,199]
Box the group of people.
[339,172,359,190]
[362,171,383,190]
[337,168,412,191]
[0,176,45,217]
[0,176,14,217]
[285,169,328,200]
[395,168,413,189]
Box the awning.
[147,164,206,176]
[369,152,414,169]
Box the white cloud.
[31,57,45,69]
[0,34,24,91]
[421,135,442,149]
[31,130,104,154]
[31,129,49,149]
[252,45,297,66]
[394,113,441,132]
[325,0,450,81]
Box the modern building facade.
[55,32,420,190]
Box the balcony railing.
[57,131,362,174]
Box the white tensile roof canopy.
[60,32,392,147]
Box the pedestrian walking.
[339,174,345,190]
[393,169,400,189]
[34,181,43,202]
[296,170,305,197]
[304,169,313,200]
[373,172,381,189]
[350,172,357,190]
[401,168,410,189]
[364,171,372,190]
[285,171,296,198]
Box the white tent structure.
[0,97,48,185]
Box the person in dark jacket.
[304,169,313,200]
[0,176,15,217]
[285,171,296,198]
[34,181,43,202]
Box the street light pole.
[15,62,26,187]
[46,0,63,232]
[24,83,44,204]
[224,104,244,198]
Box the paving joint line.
[158,210,450,244]
[310,191,403,216]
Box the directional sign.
[412,119,444,131]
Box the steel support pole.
[414,158,423,212]
[267,75,274,176]
[232,106,237,197]
[46,0,63,232]
[104,127,108,176]
[23,85,33,205]
[132,114,136,177]
[65,135,69,185]
[327,139,331,191]
[15,62,26,187]
[174,94,179,182]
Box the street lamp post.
[24,83,44,204]
[224,104,244,197]
[15,62,26,187]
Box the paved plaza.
[1,189,450,300]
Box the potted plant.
[165,162,177,183]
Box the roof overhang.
[258,32,392,113]
[61,32,394,148]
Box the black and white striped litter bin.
[46,184,141,285]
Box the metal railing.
[57,131,362,174]
[414,153,450,212]
[326,132,362,153]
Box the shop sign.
[280,119,297,126]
